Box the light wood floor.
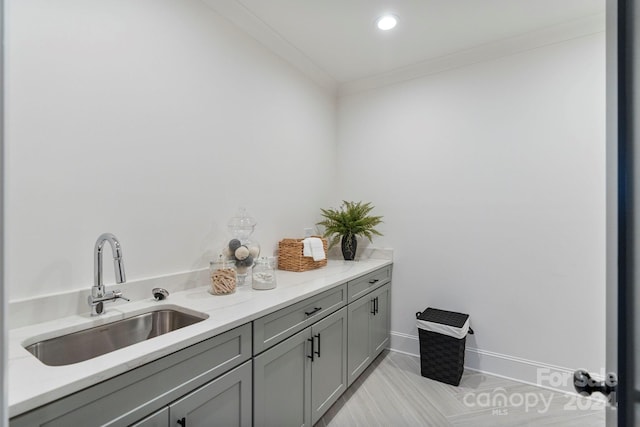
[317,350,606,427]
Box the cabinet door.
[253,328,312,427]
[371,283,391,358]
[131,407,169,427]
[347,294,374,387]
[169,360,252,427]
[311,307,347,425]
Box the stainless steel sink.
[25,309,208,366]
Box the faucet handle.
[112,290,130,302]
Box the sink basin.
[25,309,208,366]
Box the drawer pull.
[307,337,315,361]
[368,279,379,284]
[371,297,379,315]
[314,333,321,358]
[305,307,322,316]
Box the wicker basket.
[278,237,328,272]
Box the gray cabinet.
[370,283,391,358]
[253,327,312,427]
[347,282,391,387]
[346,292,373,386]
[346,266,392,303]
[132,361,252,427]
[311,308,348,425]
[253,284,346,355]
[170,360,252,427]
[253,307,348,427]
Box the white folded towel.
[303,237,326,261]
[303,238,312,257]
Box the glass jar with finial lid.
[224,207,260,286]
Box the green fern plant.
[317,201,383,249]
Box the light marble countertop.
[8,258,392,418]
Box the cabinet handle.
[305,307,322,316]
[314,333,321,358]
[371,298,376,315]
[177,417,186,427]
[368,279,379,284]
[375,296,379,315]
[307,337,315,361]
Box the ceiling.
[204,0,606,92]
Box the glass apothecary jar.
[209,256,237,295]
[252,257,277,290]
[224,208,260,286]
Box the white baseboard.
[390,331,422,357]
[390,331,593,395]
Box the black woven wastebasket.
[415,307,473,386]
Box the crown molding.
[338,12,606,97]
[203,0,338,94]
[202,2,603,99]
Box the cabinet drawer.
[347,266,392,303]
[253,284,347,355]
[10,323,252,427]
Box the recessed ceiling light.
[376,14,398,31]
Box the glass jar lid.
[227,207,257,239]
[254,256,269,266]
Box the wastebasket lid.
[416,307,470,339]
[417,307,468,327]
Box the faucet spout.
[94,233,125,290]
[90,233,127,315]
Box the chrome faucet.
[88,233,129,315]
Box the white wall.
[6,0,337,301]
[337,34,606,376]
[6,0,606,390]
